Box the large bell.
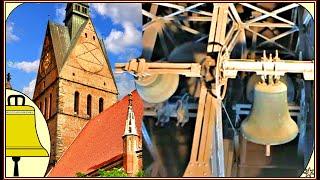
[136,74,179,103]
[241,81,299,145]
[6,95,48,176]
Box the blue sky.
[5,3,141,98]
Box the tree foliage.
[76,167,145,177]
[97,167,128,177]
[136,169,144,177]
[75,172,87,177]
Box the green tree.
[97,167,128,177]
[75,172,87,177]
[136,170,144,177]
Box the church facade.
[33,3,118,165]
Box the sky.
[5,3,141,99]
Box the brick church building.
[48,91,143,177]
[32,3,142,176]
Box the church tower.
[64,3,89,39]
[33,3,118,166]
[123,94,140,177]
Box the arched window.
[75,4,80,11]
[99,98,104,113]
[39,101,42,114]
[82,7,87,14]
[87,94,92,117]
[49,93,52,118]
[44,97,47,119]
[74,91,79,114]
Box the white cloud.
[23,79,36,98]
[114,73,136,100]
[91,3,142,57]
[6,22,19,43]
[55,4,66,23]
[115,48,141,62]
[104,22,141,54]
[8,60,39,73]
[91,3,142,26]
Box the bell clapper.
[12,156,20,176]
[265,145,271,157]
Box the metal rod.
[222,59,314,80]
[265,145,271,157]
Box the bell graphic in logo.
[5,89,50,177]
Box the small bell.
[136,74,179,103]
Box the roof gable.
[48,22,71,72]
[98,38,119,93]
[47,91,143,177]
[58,18,118,94]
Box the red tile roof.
[47,91,143,177]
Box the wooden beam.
[115,59,201,77]
[257,27,299,47]
[165,16,212,21]
[289,7,298,51]
[162,25,177,46]
[213,4,229,52]
[241,3,299,25]
[174,21,202,35]
[158,27,169,57]
[142,24,158,59]
[222,23,237,48]
[154,3,184,10]
[251,27,258,59]
[244,27,295,55]
[187,83,207,163]
[150,4,158,16]
[189,9,213,17]
[246,22,296,28]
[213,94,225,176]
[184,83,218,176]
[224,139,235,177]
[229,3,243,24]
[142,9,157,19]
[225,30,241,54]
[240,136,247,165]
[207,4,219,53]
[164,3,205,18]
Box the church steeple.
[122,93,140,176]
[123,94,138,137]
[6,73,12,89]
[64,3,90,39]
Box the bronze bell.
[241,81,299,145]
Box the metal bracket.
[222,59,314,80]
